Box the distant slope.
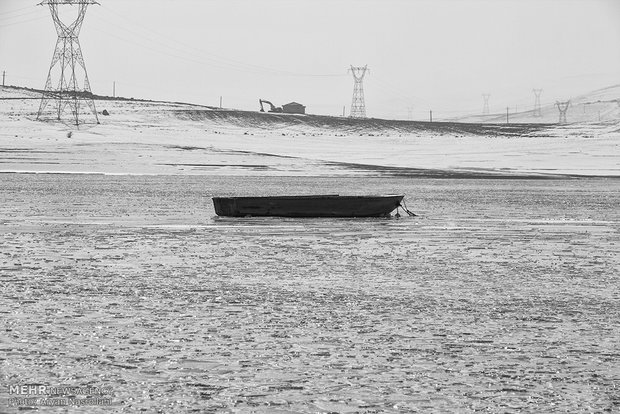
[174,109,554,137]
[3,84,617,137]
[451,84,620,124]
[0,85,552,137]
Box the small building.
[282,102,306,115]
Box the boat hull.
[213,195,404,218]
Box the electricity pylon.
[37,0,100,126]
[348,65,368,118]
[533,89,543,117]
[482,94,490,115]
[555,100,570,124]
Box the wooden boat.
[213,195,405,217]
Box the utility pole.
[506,107,509,124]
[342,106,345,117]
[482,94,490,115]
[37,0,100,126]
[219,96,222,109]
[2,71,5,88]
[555,100,570,124]
[533,89,542,117]
[430,110,433,122]
[113,81,116,98]
[348,65,368,118]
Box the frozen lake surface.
[1,174,619,413]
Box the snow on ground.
[1,86,619,177]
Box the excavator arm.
[259,99,282,113]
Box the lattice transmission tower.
[555,100,570,124]
[533,89,543,117]
[348,65,368,118]
[482,94,490,115]
[37,0,100,126]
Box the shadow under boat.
[212,195,406,218]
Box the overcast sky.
[1,0,619,119]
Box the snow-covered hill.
[452,84,620,124]
[1,85,619,177]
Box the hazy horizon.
[1,0,619,119]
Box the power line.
[372,77,433,107]
[0,13,48,28]
[0,5,39,17]
[95,6,345,79]
[90,18,344,79]
[0,9,45,22]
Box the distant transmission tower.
[348,65,368,118]
[37,0,100,126]
[555,100,570,124]
[482,94,490,115]
[533,89,543,117]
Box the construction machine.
[259,99,283,113]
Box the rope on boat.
[397,199,417,217]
